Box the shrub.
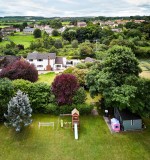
[59,104,93,115]
[73,87,87,104]
[0,60,38,82]
[28,82,52,113]
[44,103,59,115]
[76,104,93,115]
[0,78,14,119]
[12,79,32,94]
[63,67,75,74]
[52,74,79,105]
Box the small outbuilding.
[114,108,142,131]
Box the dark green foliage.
[59,104,92,115]
[0,37,2,42]
[0,78,14,119]
[73,87,87,104]
[71,40,78,48]
[28,83,52,113]
[52,29,60,36]
[44,103,59,115]
[79,45,94,58]
[49,20,62,29]
[12,79,32,94]
[33,28,42,38]
[62,29,77,42]
[54,39,63,49]
[86,45,144,116]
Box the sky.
[0,0,150,17]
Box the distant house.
[77,22,87,27]
[23,27,35,34]
[66,59,81,67]
[111,28,122,32]
[134,20,145,23]
[1,27,20,33]
[114,108,142,131]
[26,51,66,71]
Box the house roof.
[118,109,141,120]
[55,57,64,64]
[85,57,95,63]
[27,52,56,60]
[72,108,79,115]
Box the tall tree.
[33,28,42,38]
[86,46,142,112]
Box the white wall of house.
[27,59,55,71]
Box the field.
[0,33,35,48]
[0,115,150,160]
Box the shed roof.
[27,52,56,60]
[72,108,79,115]
[118,109,141,120]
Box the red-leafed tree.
[51,74,79,105]
[0,60,38,82]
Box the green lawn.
[139,59,150,79]
[0,33,35,48]
[38,72,56,84]
[0,114,149,160]
[8,34,35,48]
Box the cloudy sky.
[0,0,150,17]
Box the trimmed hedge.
[44,103,93,115]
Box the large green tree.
[86,46,143,114]
[33,28,42,38]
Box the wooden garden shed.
[114,108,142,131]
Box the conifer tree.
[4,90,32,132]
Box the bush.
[44,103,59,115]
[73,87,87,104]
[0,60,38,82]
[12,79,32,94]
[63,67,75,74]
[28,82,52,113]
[76,104,93,115]
[0,78,14,119]
[59,104,93,115]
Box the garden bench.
[38,122,54,128]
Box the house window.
[131,120,134,125]
[37,59,43,61]
[37,65,43,67]
[29,59,33,61]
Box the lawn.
[38,72,56,84]
[0,114,149,160]
[139,59,150,79]
[8,34,35,48]
[0,33,35,48]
